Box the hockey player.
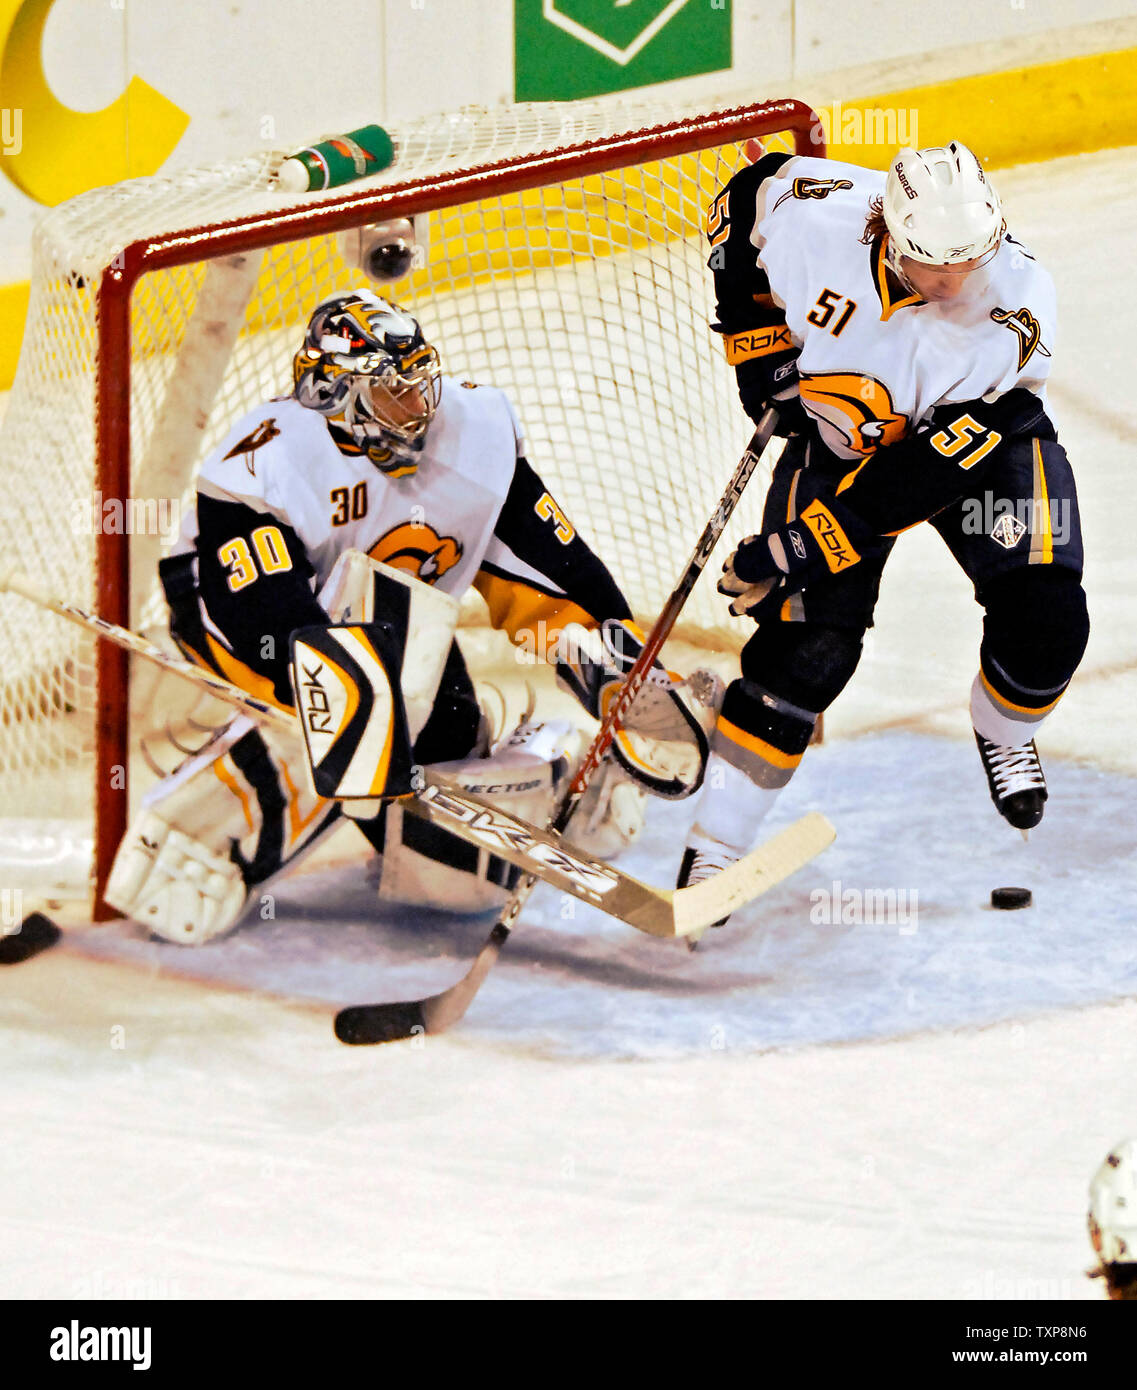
[1088,1139,1137,1300]
[108,290,714,943]
[678,141,1089,910]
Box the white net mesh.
[0,96,807,902]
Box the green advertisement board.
[515,0,732,101]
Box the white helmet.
[883,142,1003,267]
[1088,1138,1137,1266]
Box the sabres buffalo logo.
[368,521,462,584]
[798,372,908,457]
[773,177,854,212]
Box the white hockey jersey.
[178,376,534,596]
[166,375,630,706]
[711,154,1057,462]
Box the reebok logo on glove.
[799,500,861,572]
[721,324,794,364]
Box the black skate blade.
[0,912,62,966]
[334,1000,427,1045]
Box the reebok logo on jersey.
[721,324,793,365]
[991,307,1051,370]
[800,500,860,572]
[789,528,809,561]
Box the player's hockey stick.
[334,408,831,1043]
[403,780,833,938]
[0,536,828,939]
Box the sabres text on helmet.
[881,142,1005,302]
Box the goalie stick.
[0,519,829,940]
[333,409,832,1044]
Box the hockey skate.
[677,841,740,948]
[974,731,1048,832]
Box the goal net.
[0,95,822,912]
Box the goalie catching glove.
[719,493,874,620]
[553,618,723,799]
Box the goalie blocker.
[290,560,460,803]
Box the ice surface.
[62,730,1137,1062]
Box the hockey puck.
[991,887,1032,910]
[0,912,62,965]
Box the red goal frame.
[92,98,824,916]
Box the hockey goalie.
[106,290,721,944]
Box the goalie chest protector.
[185,375,523,596]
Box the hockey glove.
[735,357,810,437]
[553,618,723,798]
[719,494,873,619]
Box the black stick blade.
[334,1000,427,1045]
[0,912,62,966]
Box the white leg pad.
[572,761,647,859]
[105,810,248,945]
[374,718,649,913]
[106,714,337,943]
[376,719,569,913]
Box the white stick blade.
[672,811,836,937]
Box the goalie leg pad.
[105,715,339,944]
[411,639,486,766]
[572,759,647,859]
[106,812,249,946]
[372,720,571,912]
[368,717,649,913]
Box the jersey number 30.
[218,526,293,592]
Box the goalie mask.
[293,290,441,476]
